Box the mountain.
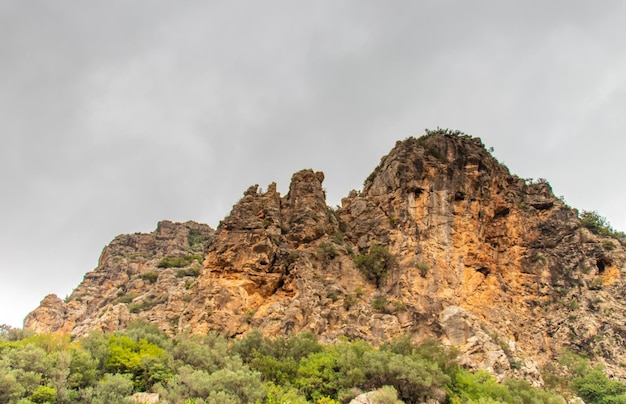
[25,130,626,384]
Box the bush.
[188,228,210,251]
[558,349,626,404]
[580,211,624,239]
[317,242,338,264]
[572,368,626,404]
[1,327,577,404]
[139,272,159,283]
[157,255,203,268]
[371,296,387,312]
[118,293,138,304]
[94,373,134,403]
[176,267,201,278]
[30,385,56,403]
[416,261,429,277]
[590,278,604,290]
[354,244,395,287]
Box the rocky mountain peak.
[25,131,626,384]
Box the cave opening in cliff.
[477,267,490,277]
[596,257,611,273]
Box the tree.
[354,244,395,287]
[30,385,57,404]
[106,335,172,390]
[93,373,134,403]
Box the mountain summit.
[25,130,626,383]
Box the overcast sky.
[1,1,625,328]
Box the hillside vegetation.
[2,322,625,404]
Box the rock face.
[25,131,626,384]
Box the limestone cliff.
[25,130,626,384]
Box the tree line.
[1,322,624,404]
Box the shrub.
[128,295,168,313]
[118,293,138,304]
[416,261,429,277]
[556,349,626,404]
[139,272,159,283]
[370,385,402,404]
[188,228,210,251]
[371,296,387,312]
[176,267,201,278]
[571,368,626,404]
[94,373,134,403]
[354,244,395,287]
[317,242,338,264]
[157,255,203,268]
[580,211,625,239]
[30,385,56,403]
[590,278,604,290]
[343,294,358,310]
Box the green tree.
[571,368,626,404]
[93,373,134,403]
[296,349,340,400]
[67,346,99,389]
[106,335,172,390]
[30,385,57,404]
[0,364,25,403]
[354,244,395,287]
[173,332,237,373]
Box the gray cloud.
[2,1,625,327]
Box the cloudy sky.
[1,1,625,327]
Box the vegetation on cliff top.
[2,322,624,404]
[579,210,626,241]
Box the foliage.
[590,278,604,290]
[579,211,625,239]
[1,325,592,404]
[187,228,211,251]
[157,255,203,268]
[176,267,201,278]
[371,296,388,312]
[30,385,56,403]
[317,242,338,264]
[424,127,470,137]
[416,261,429,277]
[139,272,159,283]
[353,244,395,287]
[127,295,168,313]
[556,350,626,404]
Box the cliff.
[25,130,626,384]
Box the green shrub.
[354,244,395,287]
[30,385,56,403]
[157,255,203,268]
[590,278,604,290]
[343,294,358,310]
[317,242,338,264]
[117,293,138,304]
[580,211,625,239]
[371,296,387,312]
[572,368,626,404]
[188,228,210,251]
[416,261,429,277]
[128,295,168,313]
[602,240,616,250]
[557,349,626,404]
[94,373,134,402]
[327,291,340,302]
[176,267,201,278]
[139,272,159,283]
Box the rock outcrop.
[25,130,626,384]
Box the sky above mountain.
[2,1,625,327]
